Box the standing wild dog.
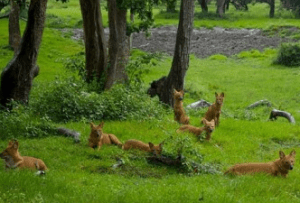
[204,92,224,127]
[122,139,164,155]
[0,140,47,171]
[177,118,215,140]
[88,122,122,149]
[173,89,189,124]
[225,150,296,177]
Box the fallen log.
[147,154,183,167]
[246,99,272,109]
[57,127,81,143]
[269,109,295,124]
[187,99,212,109]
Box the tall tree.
[148,0,195,106]
[105,0,119,89]
[9,0,21,52]
[0,0,47,107]
[79,0,107,82]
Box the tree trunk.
[0,0,47,108]
[114,7,129,83]
[9,0,21,53]
[79,0,107,82]
[216,0,226,17]
[155,0,195,106]
[105,0,119,89]
[197,0,208,12]
[166,0,177,13]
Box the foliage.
[281,0,300,16]
[116,0,162,35]
[0,0,9,12]
[31,77,167,122]
[0,102,58,140]
[274,42,300,66]
[162,135,221,174]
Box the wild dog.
[122,139,164,155]
[177,118,215,140]
[0,140,47,171]
[173,89,189,124]
[88,122,122,149]
[225,150,296,177]
[204,92,224,127]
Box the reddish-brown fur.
[173,89,189,124]
[204,92,224,127]
[122,139,163,155]
[0,140,47,171]
[177,118,215,140]
[88,122,122,150]
[225,150,296,177]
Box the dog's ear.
[8,140,14,147]
[173,89,178,94]
[90,122,95,128]
[215,92,218,97]
[98,121,104,128]
[180,90,184,94]
[221,92,225,97]
[290,150,296,157]
[202,118,207,125]
[149,142,154,149]
[279,150,285,159]
[210,119,215,125]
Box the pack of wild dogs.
[0,90,296,178]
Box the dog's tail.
[57,128,81,143]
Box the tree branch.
[269,109,295,124]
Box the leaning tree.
[148,0,195,106]
[0,0,48,108]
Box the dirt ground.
[71,26,291,58]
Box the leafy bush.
[0,104,58,140]
[31,77,167,122]
[274,42,300,66]
[162,135,221,175]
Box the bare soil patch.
[69,26,292,58]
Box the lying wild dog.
[173,89,189,124]
[177,118,215,140]
[0,140,47,172]
[204,92,224,127]
[88,122,122,149]
[225,150,296,177]
[122,139,164,155]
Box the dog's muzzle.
[290,165,294,170]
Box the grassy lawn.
[0,1,300,202]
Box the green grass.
[1,1,300,202]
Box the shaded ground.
[70,26,293,58]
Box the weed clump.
[274,42,300,67]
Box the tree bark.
[114,7,129,83]
[197,0,208,12]
[216,0,226,17]
[105,0,119,89]
[79,0,107,82]
[9,0,21,53]
[156,0,195,106]
[0,0,47,108]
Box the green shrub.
[0,103,58,140]
[274,42,300,66]
[31,77,167,123]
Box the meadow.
[0,0,300,202]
